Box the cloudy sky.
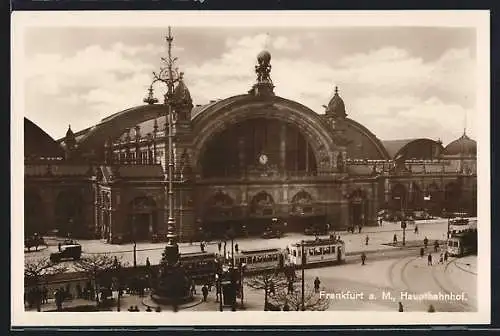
[23,25,478,145]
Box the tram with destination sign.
[228,248,285,273]
[180,251,219,284]
[447,217,477,257]
[287,237,346,267]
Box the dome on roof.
[257,50,271,64]
[173,76,192,107]
[325,86,346,118]
[66,125,75,138]
[443,132,476,156]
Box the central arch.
[191,95,339,175]
[126,196,158,242]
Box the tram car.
[447,230,477,257]
[229,248,285,273]
[287,237,346,267]
[179,251,218,284]
[448,217,477,235]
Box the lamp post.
[394,196,405,246]
[301,240,305,311]
[115,261,121,312]
[132,217,137,268]
[145,26,192,312]
[240,263,245,307]
[227,227,235,266]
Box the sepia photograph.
[11,10,490,326]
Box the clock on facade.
[258,153,268,165]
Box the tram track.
[430,258,473,311]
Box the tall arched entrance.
[408,182,423,211]
[202,191,240,239]
[288,191,325,232]
[348,189,367,228]
[390,184,407,215]
[248,191,275,235]
[126,196,158,242]
[55,190,84,237]
[25,190,46,236]
[444,182,462,214]
[200,118,318,178]
[425,183,442,216]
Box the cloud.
[24,43,158,138]
[349,95,475,145]
[23,32,477,145]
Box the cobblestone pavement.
[24,219,449,269]
[25,252,477,313]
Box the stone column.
[340,201,349,229]
[108,209,113,243]
[280,124,286,174]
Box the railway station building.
[24,49,477,244]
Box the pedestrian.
[393,234,398,245]
[76,283,82,299]
[424,237,429,249]
[270,281,275,295]
[420,247,425,258]
[427,253,433,266]
[202,285,208,302]
[134,305,140,312]
[146,306,152,312]
[128,305,134,312]
[444,251,449,262]
[200,242,205,252]
[314,277,321,293]
[358,226,362,234]
[146,257,151,268]
[414,225,419,234]
[434,240,439,253]
[428,304,436,312]
[218,241,222,253]
[58,242,62,252]
[365,235,369,245]
[55,289,63,312]
[216,281,221,302]
[379,218,383,226]
[191,280,196,295]
[42,286,48,304]
[235,243,239,253]
[398,301,404,312]
[361,252,366,265]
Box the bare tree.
[244,267,298,310]
[270,284,330,311]
[74,254,123,304]
[24,257,68,311]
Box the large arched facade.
[191,95,342,175]
[24,43,476,243]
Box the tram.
[180,251,219,283]
[287,237,346,267]
[447,230,477,257]
[229,248,285,273]
[448,217,477,235]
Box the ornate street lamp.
[148,27,192,310]
[301,240,305,311]
[394,196,406,246]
